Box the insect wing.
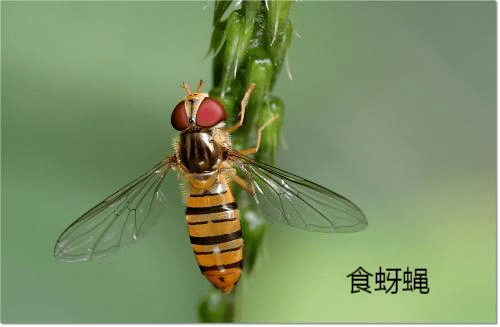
[54,161,172,262]
[231,151,367,233]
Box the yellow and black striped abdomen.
[186,185,243,293]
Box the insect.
[54,80,367,293]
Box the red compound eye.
[171,100,189,131]
[196,97,227,128]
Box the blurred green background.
[2,1,495,323]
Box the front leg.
[226,84,256,134]
[238,114,279,156]
[226,168,253,195]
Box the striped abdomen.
[186,182,243,293]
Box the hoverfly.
[54,81,367,293]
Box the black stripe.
[186,202,237,215]
[187,221,209,225]
[194,245,242,255]
[199,260,243,272]
[190,190,227,198]
[188,217,237,225]
[212,217,237,223]
[190,230,242,245]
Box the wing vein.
[230,150,367,233]
[54,160,174,261]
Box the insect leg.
[229,170,253,195]
[238,114,279,155]
[226,84,256,134]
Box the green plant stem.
[198,0,294,322]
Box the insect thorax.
[179,129,223,174]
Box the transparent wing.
[54,160,173,262]
[230,151,367,233]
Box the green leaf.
[213,0,233,26]
[255,96,283,165]
[242,0,262,31]
[220,11,254,93]
[245,54,274,106]
[269,19,293,88]
[265,0,293,47]
[207,20,227,58]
